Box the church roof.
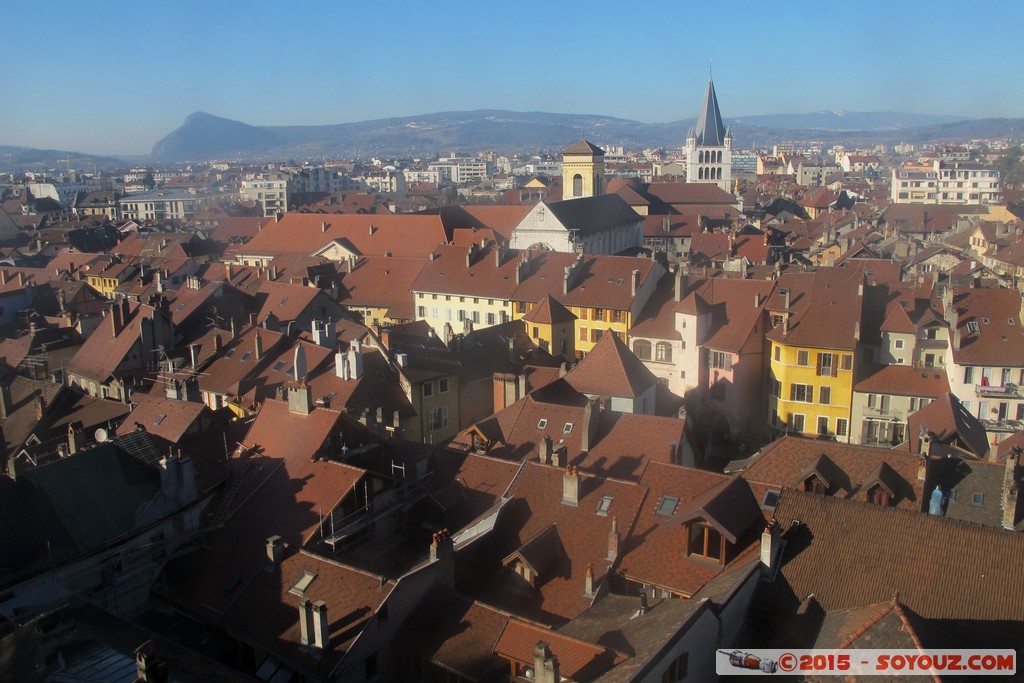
[564,140,605,156]
[694,77,727,147]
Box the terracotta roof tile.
[494,619,627,681]
[116,396,209,443]
[564,332,656,399]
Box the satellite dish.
[95,428,109,443]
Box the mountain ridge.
[150,109,1013,162]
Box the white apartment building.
[240,172,293,217]
[891,160,1001,205]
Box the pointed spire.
[694,76,726,147]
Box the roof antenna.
[709,60,713,79]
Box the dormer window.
[803,475,828,495]
[687,522,723,562]
[867,485,891,507]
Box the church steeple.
[694,76,726,147]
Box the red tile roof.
[116,396,209,443]
[766,488,1024,643]
[617,462,761,595]
[949,287,1024,367]
[337,256,425,321]
[522,294,576,325]
[494,619,627,680]
[238,212,450,259]
[739,436,924,510]
[564,329,657,398]
[853,365,950,398]
[475,461,647,624]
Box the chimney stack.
[1003,448,1021,530]
[674,268,686,302]
[299,598,314,646]
[533,642,560,683]
[133,641,168,683]
[563,266,571,295]
[539,435,552,464]
[760,519,780,580]
[631,269,640,297]
[781,288,790,311]
[67,422,82,455]
[266,535,284,565]
[254,331,263,360]
[288,381,312,415]
[581,398,599,452]
[0,383,11,419]
[584,563,594,596]
[109,303,124,337]
[34,395,45,420]
[214,333,223,353]
[561,466,580,507]
[312,601,330,649]
[430,529,455,588]
[608,516,620,560]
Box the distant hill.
[0,145,124,173]
[148,109,1023,162]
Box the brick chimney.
[533,642,560,683]
[539,435,552,464]
[608,516,620,560]
[109,303,124,337]
[287,380,312,415]
[430,528,455,588]
[581,398,599,452]
[266,535,284,565]
[312,601,330,649]
[561,466,579,506]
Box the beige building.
[891,160,1000,205]
[240,172,293,216]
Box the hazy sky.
[2,1,1022,156]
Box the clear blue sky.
[2,1,1022,156]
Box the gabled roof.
[738,436,924,510]
[693,77,727,147]
[494,619,626,681]
[673,476,761,544]
[115,396,209,444]
[522,294,576,325]
[564,332,656,399]
[543,194,641,236]
[907,392,989,459]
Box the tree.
[143,171,156,190]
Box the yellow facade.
[525,318,575,362]
[516,302,629,356]
[86,275,121,298]
[562,152,605,199]
[768,341,855,442]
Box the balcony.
[862,406,906,421]
[975,383,1024,399]
[915,338,948,350]
[980,418,1024,433]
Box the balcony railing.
[975,383,1024,398]
[915,338,948,350]
[980,417,1024,432]
[862,406,906,421]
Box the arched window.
[572,174,583,197]
[717,150,722,163]
[656,342,672,362]
[633,339,652,360]
[698,167,703,180]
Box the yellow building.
[522,294,576,362]
[764,269,864,442]
[85,261,138,298]
[562,140,605,199]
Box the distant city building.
[891,160,1001,205]
[121,189,236,222]
[240,172,293,217]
